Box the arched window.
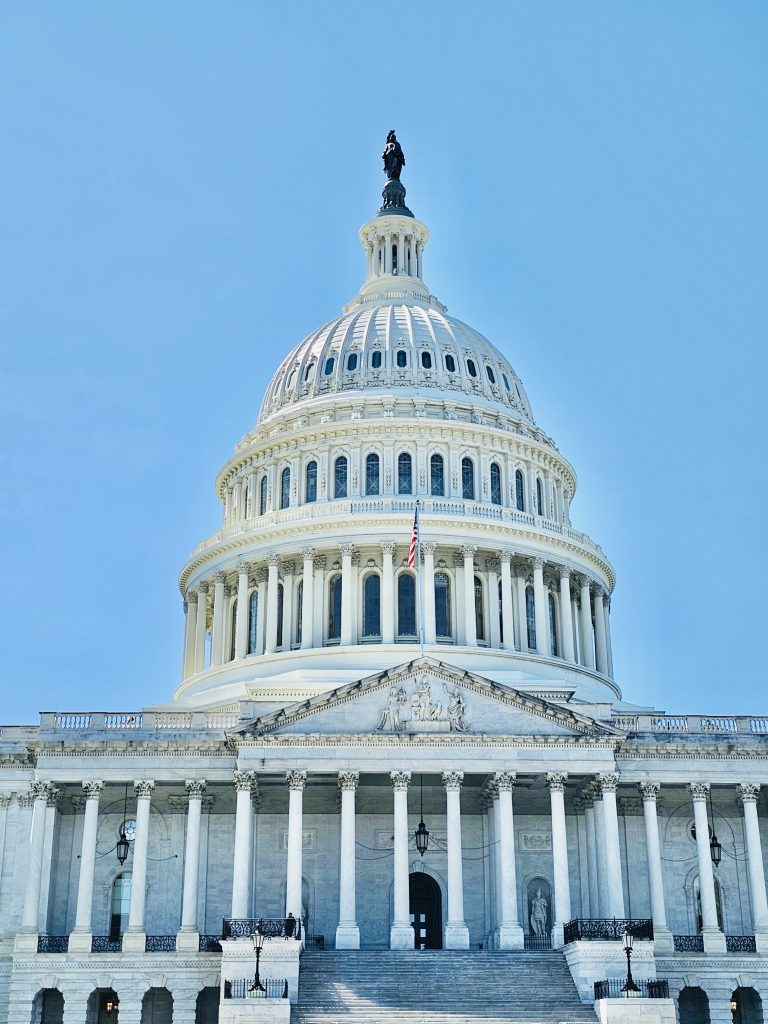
[694,875,724,933]
[535,476,543,515]
[421,351,432,369]
[502,372,511,391]
[678,987,710,1024]
[467,359,477,378]
[304,362,315,383]
[334,456,348,498]
[276,583,284,648]
[242,482,250,519]
[109,872,132,941]
[398,452,413,494]
[397,573,417,637]
[548,592,559,657]
[259,475,268,516]
[435,572,451,639]
[305,461,317,503]
[371,350,382,369]
[248,590,259,654]
[486,365,496,384]
[347,353,358,371]
[328,575,342,641]
[445,354,456,373]
[363,574,381,638]
[515,469,525,511]
[280,467,290,509]
[490,462,502,505]
[526,585,537,650]
[396,350,407,368]
[474,576,485,642]
[230,599,237,661]
[430,454,445,496]
[365,453,380,495]
[324,356,335,375]
[462,457,475,500]
[296,581,303,645]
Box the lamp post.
[249,918,266,994]
[621,930,640,996]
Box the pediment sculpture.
[377,675,468,734]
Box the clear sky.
[1,2,766,722]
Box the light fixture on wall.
[414,775,429,857]
[116,783,130,866]
[708,788,722,867]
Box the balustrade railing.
[222,917,302,940]
[523,933,552,950]
[564,919,653,944]
[91,935,122,953]
[145,935,177,952]
[224,979,288,1000]
[673,935,704,952]
[594,979,670,1000]
[37,935,69,953]
[199,934,223,952]
[726,935,757,953]
[305,933,325,950]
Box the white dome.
[258,301,535,425]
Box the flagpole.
[416,500,425,659]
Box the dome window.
[430,454,445,496]
[365,453,380,496]
[474,576,486,642]
[462,457,475,500]
[259,476,268,516]
[536,477,544,515]
[502,372,511,391]
[396,350,408,369]
[304,363,316,383]
[397,573,417,637]
[280,468,291,510]
[248,591,259,654]
[397,452,413,494]
[324,357,335,376]
[526,586,537,650]
[490,462,502,505]
[371,351,382,369]
[486,366,496,384]
[347,353,358,372]
[328,575,342,641]
[306,461,318,503]
[435,572,452,639]
[515,469,525,512]
[467,359,477,378]
[445,354,456,373]
[334,456,348,499]
[421,351,432,369]
[362,573,381,638]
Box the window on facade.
[502,372,511,391]
[328,575,342,641]
[276,583,284,649]
[304,363,315,383]
[371,350,382,369]
[445,354,456,373]
[486,365,496,384]
[421,351,432,369]
[396,350,407,368]
[535,476,543,515]
[474,576,485,642]
[296,581,303,645]
[462,457,475,500]
[467,359,477,378]
[280,468,291,509]
[526,585,536,650]
[548,592,558,657]
[490,462,502,505]
[259,476,268,516]
[694,876,724,933]
[230,599,237,661]
[109,873,132,941]
[435,572,451,638]
[305,460,317,503]
[365,453,380,495]
[397,573,417,637]
[398,452,413,494]
[515,469,525,511]
[334,456,348,498]
[324,356,335,375]
[347,353,358,372]
[430,453,445,496]
[363,574,381,638]
[248,591,259,654]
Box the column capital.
[301,547,316,562]
[380,541,396,556]
[338,770,360,792]
[575,573,592,589]
[185,779,207,800]
[558,564,572,580]
[81,781,104,801]
[485,556,501,573]
[493,771,516,792]
[739,783,761,804]
[29,781,51,801]
[499,549,514,565]
[590,580,604,597]
[690,781,710,801]
[134,780,155,799]
[256,567,269,584]
[266,552,280,568]
[339,543,355,559]
[197,581,209,595]
[442,770,464,791]
[47,786,62,808]
[286,769,307,791]
[531,556,545,571]
[597,772,620,794]
[391,770,411,791]
[0,794,13,809]
[236,560,250,575]
[639,781,661,801]
[546,771,568,793]
[186,591,198,605]
[461,544,477,560]
[421,542,437,556]
[233,769,257,793]
[282,561,296,576]
[214,570,227,584]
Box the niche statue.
[529,888,548,937]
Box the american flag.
[408,508,419,568]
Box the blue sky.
[0,2,766,721]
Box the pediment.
[238,658,621,740]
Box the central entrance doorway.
[409,872,443,949]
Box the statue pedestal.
[378,179,413,218]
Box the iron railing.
[564,919,653,944]
[594,979,670,1000]
[673,935,704,952]
[145,935,177,952]
[91,935,122,953]
[199,934,223,952]
[524,933,552,950]
[37,935,69,953]
[305,933,325,950]
[222,917,302,940]
[726,935,757,953]
[224,979,288,1000]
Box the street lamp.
[621,930,640,996]
[249,919,266,994]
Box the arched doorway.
[86,989,119,1024]
[195,987,219,1024]
[732,988,764,1024]
[409,872,442,949]
[679,986,710,1024]
[31,988,64,1024]
[141,988,172,1024]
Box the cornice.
[233,733,618,750]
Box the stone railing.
[40,710,242,733]
[614,715,768,736]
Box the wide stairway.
[292,950,598,1024]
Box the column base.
[176,928,200,952]
[13,931,38,953]
[390,923,414,949]
[702,928,727,954]
[498,924,525,950]
[652,927,673,954]
[445,923,470,949]
[122,929,147,952]
[551,924,565,949]
[68,930,93,953]
[335,924,360,949]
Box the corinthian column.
[177,780,207,951]
[462,545,478,646]
[265,554,280,654]
[443,771,469,948]
[69,781,103,952]
[639,782,672,951]
[20,782,50,935]
[739,784,768,950]
[593,584,609,674]
[690,782,726,952]
[231,770,257,918]
[558,566,575,662]
[381,542,395,643]
[340,545,355,645]
[210,570,227,666]
[194,583,208,672]
[234,563,250,659]
[390,770,413,948]
[301,549,315,650]
[285,770,307,921]
[495,771,524,948]
[422,543,437,644]
[577,575,595,669]
[597,773,624,918]
[499,552,515,651]
[546,772,570,947]
[532,558,548,655]
[123,780,154,951]
[183,593,197,677]
[336,771,360,949]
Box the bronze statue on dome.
[382,130,405,180]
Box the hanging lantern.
[710,831,722,867]
[116,827,130,866]
[415,817,429,857]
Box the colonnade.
[181,548,613,680]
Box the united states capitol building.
[2,136,766,1024]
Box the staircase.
[291,950,598,1024]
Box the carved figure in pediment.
[446,686,468,732]
[411,677,432,721]
[378,687,406,732]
